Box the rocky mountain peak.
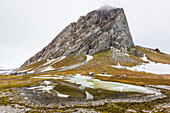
[21,7,134,68]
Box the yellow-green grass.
[18,54,86,73]
[0,75,45,89]
[1,47,170,112]
[33,49,170,86]
[43,65,170,86]
[31,55,85,72]
[52,54,86,68]
[51,49,150,76]
[88,49,145,67]
[18,49,145,74]
[94,75,170,86]
[0,76,169,112]
[135,46,170,64]
[0,75,26,79]
[18,60,47,72]
[18,48,170,86]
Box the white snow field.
[112,54,170,74]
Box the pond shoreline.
[0,86,169,112]
[36,93,167,108]
[15,87,167,108]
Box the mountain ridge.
[21,7,134,68]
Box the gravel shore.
[0,106,25,113]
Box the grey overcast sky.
[0,0,170,68]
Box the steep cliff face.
[21,6,134,68]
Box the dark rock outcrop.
[21,6,134,68]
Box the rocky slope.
[21,6,134,68]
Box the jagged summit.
[21,7,134,68]
[98,5,116,11]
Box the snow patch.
[141,54,150,62]
[85,91,93,100]
[112,55,170,74]
[124,53,130,57]
[43,59,56,66]
[86,55,93,62]
[57,55,93,72]
[96,74,112,77]
[41,66,53,72]
[19,68,33,73]
[39,86,52,93]
[41,56,66,72]
[24,97,29,100]
[53,90,70,98]
[27,70,35,74]
[20,93,25,95]
[28,86,54,93]
[27,86,45,90]
[58,63,84,72]
[43,81,52,85]
[38,57,42,61]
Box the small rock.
[88,72,95,76]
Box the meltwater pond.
[23,74,164,104]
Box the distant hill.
[0,66,16,74]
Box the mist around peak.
[98,5,117,11]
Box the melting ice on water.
[27,83,70,98]
[66,74,161,95]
